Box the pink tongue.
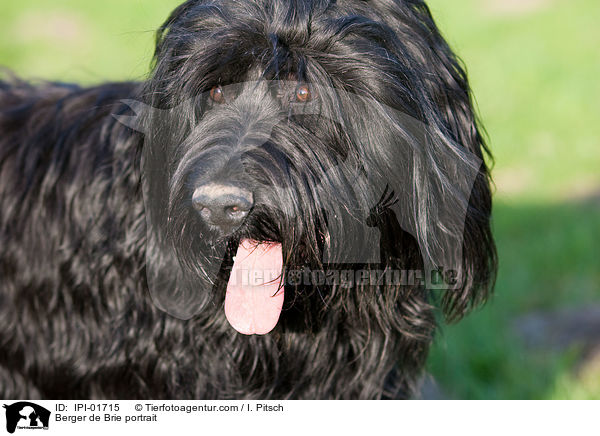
[225,239,284,335]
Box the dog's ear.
[336,0,497,321]
[357,99,495,323]
[396,2,497,321]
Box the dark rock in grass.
[513,305,600,364]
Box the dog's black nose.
[193,183,253,231]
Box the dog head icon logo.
[3,402,50,434]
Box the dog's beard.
[160,151,375,335]
[166,184,334,335]
[164,182,383,336]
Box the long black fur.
[0,0,496,399]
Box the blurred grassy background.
[0,0,598,399]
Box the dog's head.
[129,0,496,335]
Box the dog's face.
[133,0,496,335]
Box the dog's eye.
[209,85,225,104]
[294,84,312,103]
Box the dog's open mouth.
[224,239,284,335]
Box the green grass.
[1,0,598,399]
[0,0,180,82]
[428,0,600,200]
[425,0,600,399]
[430,200,600,399]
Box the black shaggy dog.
[0,0,496,399]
